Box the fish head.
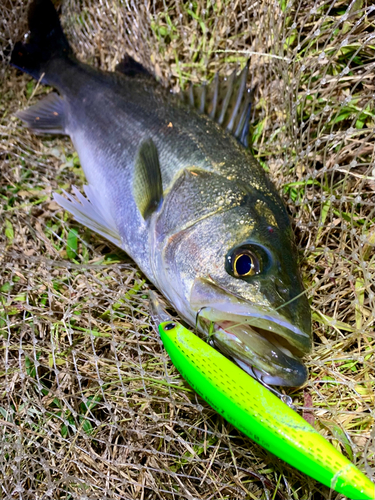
[154,169,311,387]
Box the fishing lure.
[159,320,374,499]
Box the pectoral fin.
[133,138,163,219]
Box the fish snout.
[268,276,312,344]
[190,277,311,387]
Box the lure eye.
[226,246,262,278]
[164,322,176,331]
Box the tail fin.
[10,0,72,82]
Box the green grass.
[0,0,374,499]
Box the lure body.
[159,321,374,500]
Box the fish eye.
[233,252,256,277]
[226,246,261,278]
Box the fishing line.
[213,49,292,63]
[274,275,328,312]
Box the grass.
[0,0,374,499]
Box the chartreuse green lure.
[159,321,375,500]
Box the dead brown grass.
[0,0,374,499]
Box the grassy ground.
[0,0,374,499]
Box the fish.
[11,0,312,387]
[158,319,375,500]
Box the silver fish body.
[12,0,311,386]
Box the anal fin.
[16,92,67,134]
[53,185,122,248]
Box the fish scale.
[159,320,375,500]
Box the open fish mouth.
[190,277,311,387]
[195,306,311,387]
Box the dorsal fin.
[181,61,252,148]
[115,54,153,78]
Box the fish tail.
[10,0,73,83]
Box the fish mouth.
[197,308,310,387]
[191,279,311,387]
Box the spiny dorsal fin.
[15,92,66,134]
[115,54,153,78]
[133,138,163,219]
[181,61,252,148]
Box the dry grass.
[0,0,374,499]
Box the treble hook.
[257,377,296,410]
[195,306,208,330]
[195,306,215,344]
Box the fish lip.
[234,358,308,388]
[197,305,312,356]
[189,278,311,386]
[195,306,310,387]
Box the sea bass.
[11,0,312,386]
